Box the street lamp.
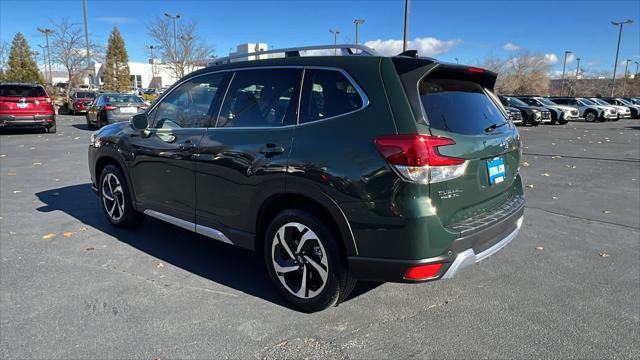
[82,0,93,85]
[454,57,459,64]
[354,19,364,49]
[146,45,159,78]
[622,59,631,96]
[575,57,581,79]
[164,12,181,55]
[560,50,572,96]
[610,19,633,96]
[403,0,410,52]
[37,27,54,85]
[329,29,340,55]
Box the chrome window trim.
[143,209,234,245]
[149,65,370,131]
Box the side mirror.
[131,113,148,130]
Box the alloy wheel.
[271,222,329,299]
[585,112,596,122]
[101,172,125,222]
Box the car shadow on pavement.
[0,127,47,135]
[71,124,94,131]
[35,183,380,311]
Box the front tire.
[264,209,355,312]
[584,111,597,122]
[99,165,143,228]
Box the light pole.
[560,50,572,96]
[622,59,631,96]
[575,57,581,79]
[37,27,53,85]
[329,29,340,55]
[354,19,364,49]
[403,0,410,52]
[165,13,181,56]
[454,57,459,64]
[146,45,158,80]
[37,44,47,82]
[610,19,633,96]
[82,0,93,85]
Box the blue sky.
[1,0,638,76]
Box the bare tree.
[146,17,213,79]
[478,51,551,95]
[49,19,101,100]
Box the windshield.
[579,99,596,106]
[103,95,144,104]
[591,98,609,105]
[419,78,507,135]
[537,98,557,106]
[505,97,528,107]
[0,85,47,97]
[75,92,96,99]
[617,98,633,105]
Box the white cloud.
[503,42,521,51]
[365,37,461,57]
[544,53,558,64]
[96,16,132,23]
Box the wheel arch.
[94,149,137,209]
[254,190,358,260]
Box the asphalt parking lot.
[1,116,639,359]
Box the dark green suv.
[88,45,524,312]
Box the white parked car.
[516,96,580,124]
[589,98,631,119]
[550,97,618,122]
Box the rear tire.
[99,164,143,228]
[264,209,355,312]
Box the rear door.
[128,73,227,223]
[195,68,301,245]
[415,67,522,227]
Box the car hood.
[546,104,577,112]
[509,104,547,112]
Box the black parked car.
[498,95,550,126]
[88,45,525,311]
[85,93,148,128]
[505,106,524,125]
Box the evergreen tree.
[5,33,44,83]
[103,27,131,92]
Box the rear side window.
[216,69,301,128]
[0,85,47,97]
[299,69,363,124]
[419,78,506,135]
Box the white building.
[228,43,269,62]
[92,60,184,89]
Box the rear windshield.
[103,95,143,104]
[419,78,506,135]
[74,92,96,99]
[0,85,47,97]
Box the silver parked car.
[589,98,631,119]
[516,96,580,124]
[550,97,617,122]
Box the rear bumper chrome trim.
[442,216,523,279]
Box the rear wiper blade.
[485,122,508,133]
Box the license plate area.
[120,107,137,114]
[487,157,505,185]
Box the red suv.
[68,90,97,115]
[0,83,56,133]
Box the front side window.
[151,73,226,129]
[216,69,301,128]
[300,69,364,124]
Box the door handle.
[178,141,196,151]
[259,143,285,156]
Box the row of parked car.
[499,95,640,126]
[64,89,150,129]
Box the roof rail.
[208,44,379,66]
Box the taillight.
[374,134,467,184]
[468,67,485,73]
[103,104,116,111]
[404,263,443,281]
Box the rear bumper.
[348,201,524,283]
[0,114,55,127]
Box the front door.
[195,68,302,246]
[129,72,228,223]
